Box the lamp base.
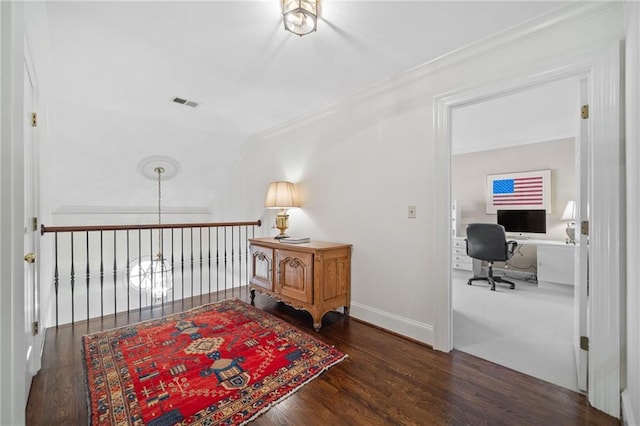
[274,210,289,239]
[566,224,575,244]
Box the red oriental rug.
[82,299,347,425]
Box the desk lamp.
[264,181,301,239]
[561,200,576,244]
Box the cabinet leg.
[311,312,322,332]
[250,289,256,304]
[343,306,350,317]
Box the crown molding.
[53,205,212,215]
[250,1,622,141]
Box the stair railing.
[41,220,261,327]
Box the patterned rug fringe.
[240,353,348,426]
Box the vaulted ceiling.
[25,1,567,214]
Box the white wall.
[223,103,440,341]
[44,98,231,213]
[452,138,576,272]
[623,2,639,425]
[452,78,579,155]
[453,137,575,239]
[221,2,623,345]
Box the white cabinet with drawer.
[452,237,473,271]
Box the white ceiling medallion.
[137,155,180,180]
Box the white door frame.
[0,1,27,424]
[434,42,623,417]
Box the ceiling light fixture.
[281,0,320,37]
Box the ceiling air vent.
[171,97,199,108]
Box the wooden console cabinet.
[249,238,351,331]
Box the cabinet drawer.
[453,247,467,256]
[452,261,473,271]
[453,238,466,248]
[452,254,471,264]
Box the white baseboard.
[350,302,433,345]
[496,268,573,293]
[538,281,573,293]
[622,389,638,426]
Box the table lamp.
[264,181,301,239]
[561,200,576,244]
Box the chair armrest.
[506,240,518,258]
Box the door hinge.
[580,335,589,351]
[31,217,38,232]
[581,220,589,236]
[581,104,589,119]
[31,112,37,127]
[32,321,39,335]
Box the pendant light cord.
[157,167,162,226]
[155,166,164,258]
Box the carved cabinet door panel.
[250,245,273,290]
[276,249,313,304]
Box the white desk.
[453,237,576,287]
[509,238,568,247]
[509,238,575,287]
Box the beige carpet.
[452,269,578,392]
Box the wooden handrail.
[41,220,262,235]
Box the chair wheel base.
[467,275,515,291]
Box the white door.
[574,77,589,392]
[23,58,41,400]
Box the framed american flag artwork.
[485,169,551,214]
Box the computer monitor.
[496,209,546,234]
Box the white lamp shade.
[264,181,301,209]
[561,200,576,221]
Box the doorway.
[433,42,623,416]
[450,78,582,391]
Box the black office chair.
[465,223,518,291]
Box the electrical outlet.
[408,205,416,219]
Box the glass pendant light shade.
[282,0,319,36]
[125,164,173,301]
[128,255,173,299]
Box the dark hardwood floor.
[26,287,618,425]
